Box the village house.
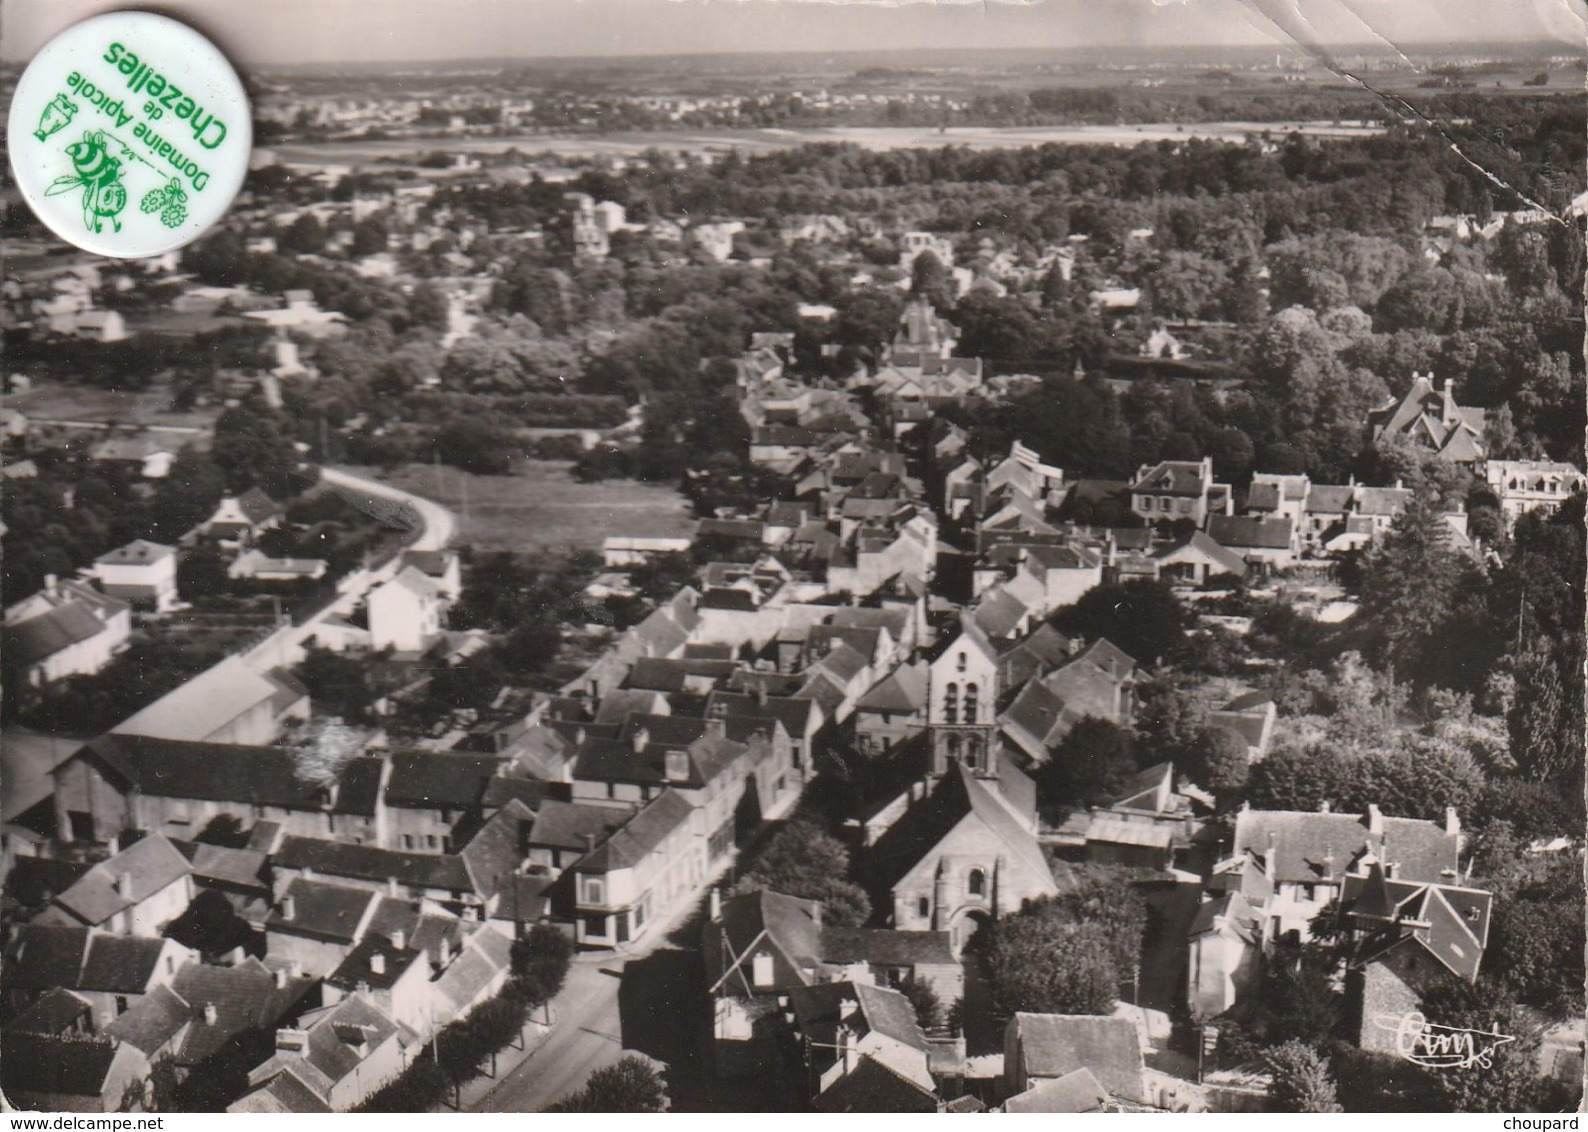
[199,488,284,549]
[570,789,704,948]
[1366,372,1486,463]
[89,434,173,478]
[786,981,939,1112]
[2,576,132,691]
[2,925,194,1031]
[230,992,408,1113]
[1482,459,1586,527]
[1206,515,1297,570]
[381,751,507,854]
[367,566,445,653]
[52,733,369,845]
[1003,1013,1146,1108]
[400,549,464,603]
[0,1032,150,1113]
[265,878,382,977]
[37,833,194,937]
[1128,457,1233,527]
[92,540,180,612]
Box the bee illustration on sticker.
[140,178,190,228]
[45,130,128,234]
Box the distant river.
[261,120,1385,168]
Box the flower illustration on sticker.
[35,93,78,142]
[45,130,127,234]
[140,178,190,228]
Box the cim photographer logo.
[1374,1011,1516,1070]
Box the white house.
[3,577,132,689]
[367,567,443,653]
[93,540,179,612]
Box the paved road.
[321,466,457,553]
[475,960,629,1113]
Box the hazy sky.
[2,0,1583,65]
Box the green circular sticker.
[7,11,251,258]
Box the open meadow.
[368,459,697,554]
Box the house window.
[584,914,608,938]
[943,683,959,725]
[115,996,129,1015]
[964,683,979,725]
[584,879,605,905]
[752,952,775,987]
[403,835,415,850]
[917,896,930,918]
[1178,499,1192,515]
[967,868,986,897]
[956,652,967,673]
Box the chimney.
[1262,831,1277,877]
[438,937,452,967]
[274,967,288,989]
[289,960,303,978]
[704,716,726,740]
[1445,807,1461,840]
[754,684,768,707]
[1366,803,1383,838]
[1318,800,1330,814]
[44,573,58,598]
[370,952,386,976]
[105,833,119,857]
[631,725,650,754]
[464,905,479,923]
[664,749,691,783]
[391,929,406,952]
[387,876,400,897]
[1385,861,1401,880]
[276,1028,307,1053]
[203,1003,218,1026]
[115,872,132,897]
[709,887,722,922]
[281,895,296,921]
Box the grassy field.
[370,460,696,554]
[1,381,218,433]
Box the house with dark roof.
[787,980,938,1108]
[1186,889,1267,1021]
[865,759,1055,953]
[1002,1066,1112,1112]
[1220,803,1463,942]
[400,548,462,603]
[702,888,962,1073]
[1367,372,1486,464]
[200,488,283,548]
[998,640,1138,765]
[167,955,318,1072]
[1004,1013,1145,1105]
[2,576,132,691]
[1128,457,1232,527]
[264,878,382,976]
[1335,864,1493,1054]
[319,895,466,1034]
[570,789,702,948]
[230,990,408,1113]
[2,925,195,1029]
[853,662,928,757]
[39,832,194,937]
[1206,514,1297,569]
[708,689,822,780]
[381,751,507,854]
[52,733,371,845]
[1154,530,1248,586]
[1,1031,151,1112]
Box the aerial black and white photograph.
[0,0,1583,1115]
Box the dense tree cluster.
[732,817,871,927]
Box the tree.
[902,980,943,1033]
[211,405,313,498]
[1264,1040,1344,1112]
[1356,497,1474,683]
[909,250,955,310]
[510,923,573,1005]
[1050,579,1187,666]
[1036,717,1141,812]
[985,872,1147,1019]
[278,212,326,255]
[351,215,389,257]
[1187,725,1251,799]
[548,1056,668,1112]
[734,818,871,927]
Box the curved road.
[242,466,457,670]
[321,465,457,553]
